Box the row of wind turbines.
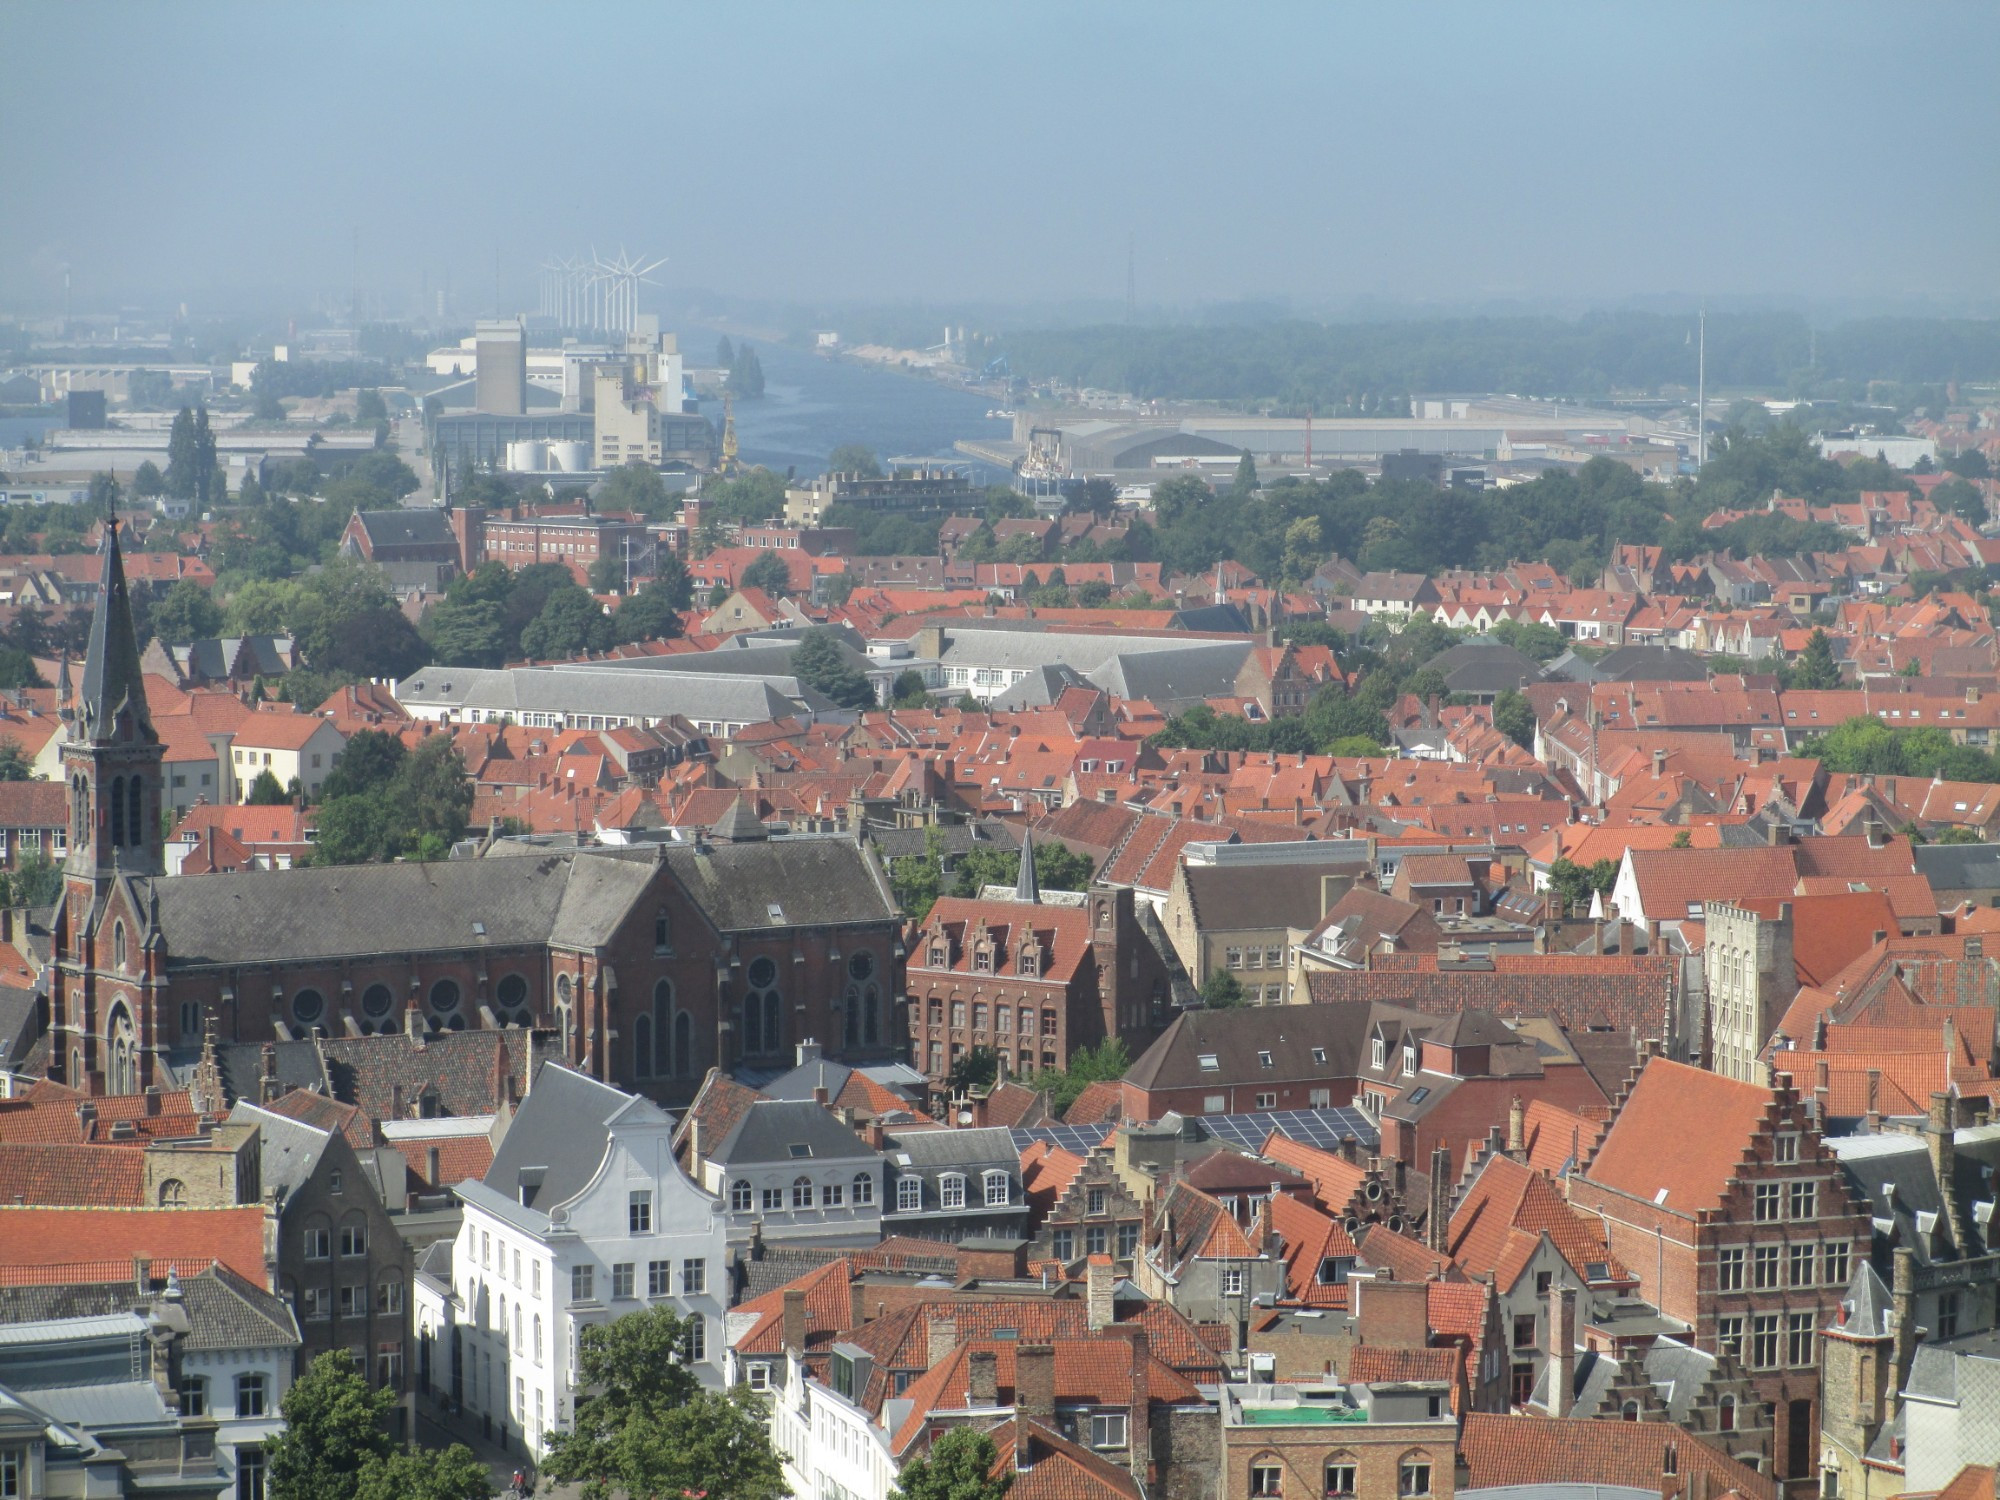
[537,249,665,336]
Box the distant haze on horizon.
[5,1,1997,322]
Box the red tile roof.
[0,1143,145,1207]
[1459,1413,1777,1499]
[1583,1058,1773,1217]
[0,1205,268,1284]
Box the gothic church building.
[49,524,905,1103]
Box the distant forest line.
[973,312,2000,410]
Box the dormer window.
[974,949,992,974]
[1402,1045,1417,1077]
[940,1173,967,1210]
[1372,1038,1386,1070]
[1019,945,1039,978]
[929,944,947,968]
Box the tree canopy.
[789,627,875,709]
[892,1426,1011,1500]
[541,1304,785,1500]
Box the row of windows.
[1751,1180,1822,1221]
[303,1225,370,1259]
[1716,1241,1850,1291]
[730,1175,876,1212]
[570,1256,707,1301]
[1051,1223,1140,1260]
[300,1282,401,1319]
[1251,1454,1433,1498]
[924,1002,1058,1033]
[1718,1311,1820,1368]
[1224,946,1285,970]
[178,1371,268,1417]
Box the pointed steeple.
[77,521,156,746]
[1014,829,1040,904]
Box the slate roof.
[888,1126,1019,1169]
[1124,1002,1382,1092]
[659,835,896,931]
[356,509,454,548]
[320,1028,537,1121]
[0,1264,297,1352]
[151,854,575,968]
[1181,861,1343,933]
[710,1098,877,1166]
[1914,841,2000,892]
[482,1061,635,1214]
[230,1102,333,1202]
[1424,640,1546,695]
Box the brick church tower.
[53,520,166,1093]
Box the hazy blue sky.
[5,1,1997,320]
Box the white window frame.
[940,1173,967,1210]
[897,1175,922,1212]
[984,1171,1010,1207]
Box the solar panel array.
[1013,1106,1378,1158]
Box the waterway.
[686,334,1011,477]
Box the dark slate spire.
[710,795,768,844]
[1014,828,1040,904]
[77,520,155,744]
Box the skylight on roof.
[1258,1051,1273,1069]
[767,902,787,924]
[1198,1054,1220,1072]
[788,1143,813,1158]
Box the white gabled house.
[416,1061,728,1463]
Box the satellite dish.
[957,1110,974,1125]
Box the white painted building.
[418,1062,729,1460]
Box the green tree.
[1946,449,1991,480]
[715,336,735,368]
[1933,477,1988,526]
[351,1445,491,1500]
[1670,828,1693,849]
[87,472,122,515]
[132,460,166,497]
[828,443,883,478]
[891,669,931,708]
[588,553,628,595]
[740,550,793,597]
[354,389,388,423]
[891,1426,1011,1500]
[0,740,32,781]
[1200,971,1245,1009]
[246,769,289,805]
[147,580,224,645]
[1031,1038,1131,1116]
[1789,628,1842,690]
[598,460,669,517]
[542,1305,785,1500]
[265,1350,396,1500]
[613,580,690,645]
[423,596,510,668]
[789,628,874,709]
[948,840,1094,901]
[165,408,202,501]
[730,344,766,398]
[1230,452,1260,500]
[7,850,63,908]
[948,1047,1000,1093]
[1493,688,1536,750]
[890,828,946,922]
[1545,857,1618,917]
[520,587,614,660]
[321,729,408,801]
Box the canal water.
[687,334,1011,477]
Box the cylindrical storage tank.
[506,439,548,472]
[548,440,590,472]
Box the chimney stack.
[1427,1144,1453,1252]
[1928,1091,1959,1247]
[781,1288,806,1355]
[1086,1254,1115,1330]
[1548,1283,1577,1419]
[927,1313,960,1368]
[1507,1097,1526,1158]
[1016,1344,1056,1417]
[968,1348,999,1406]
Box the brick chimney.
[781,1288,806,1355]
[968,1348,999,1406]
[259,1043,280,1104]
[1927,1091,1959,1247]
[927,1313,960,1368]
[1507,1096,1526,1158]
[1426,1144,1452,1253]
[1086,1253,1115,1330]
[1115,1323,1151,1481]
[1016,1343,1055,1417]
[1548,1283,1577,1418]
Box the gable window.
[940,1174,967,1210]
[338,1224,366,1258]
[897,1176,922,1212]
[1053,1229,1075,1260]
[853,1172,875,1206]
[1752,1245,1779,1289]
[1371,1038,1386,1070]
[1753,1183,1781,1221]
[731,1180,752,1212]
[1402,1044,1417,1076]
[1117,1223,1139,1258]
[1788,1181,1817,1219]
[984,1172,1010,1207]
[629,1191,653,1233]
[1717,1248,1744,1291]
[1824,1241,1850,1286]
[654,909,673,954]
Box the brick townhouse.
[1567,1057,1870,1493]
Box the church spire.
[77,519,155,746]
[1014,828,1040,904]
